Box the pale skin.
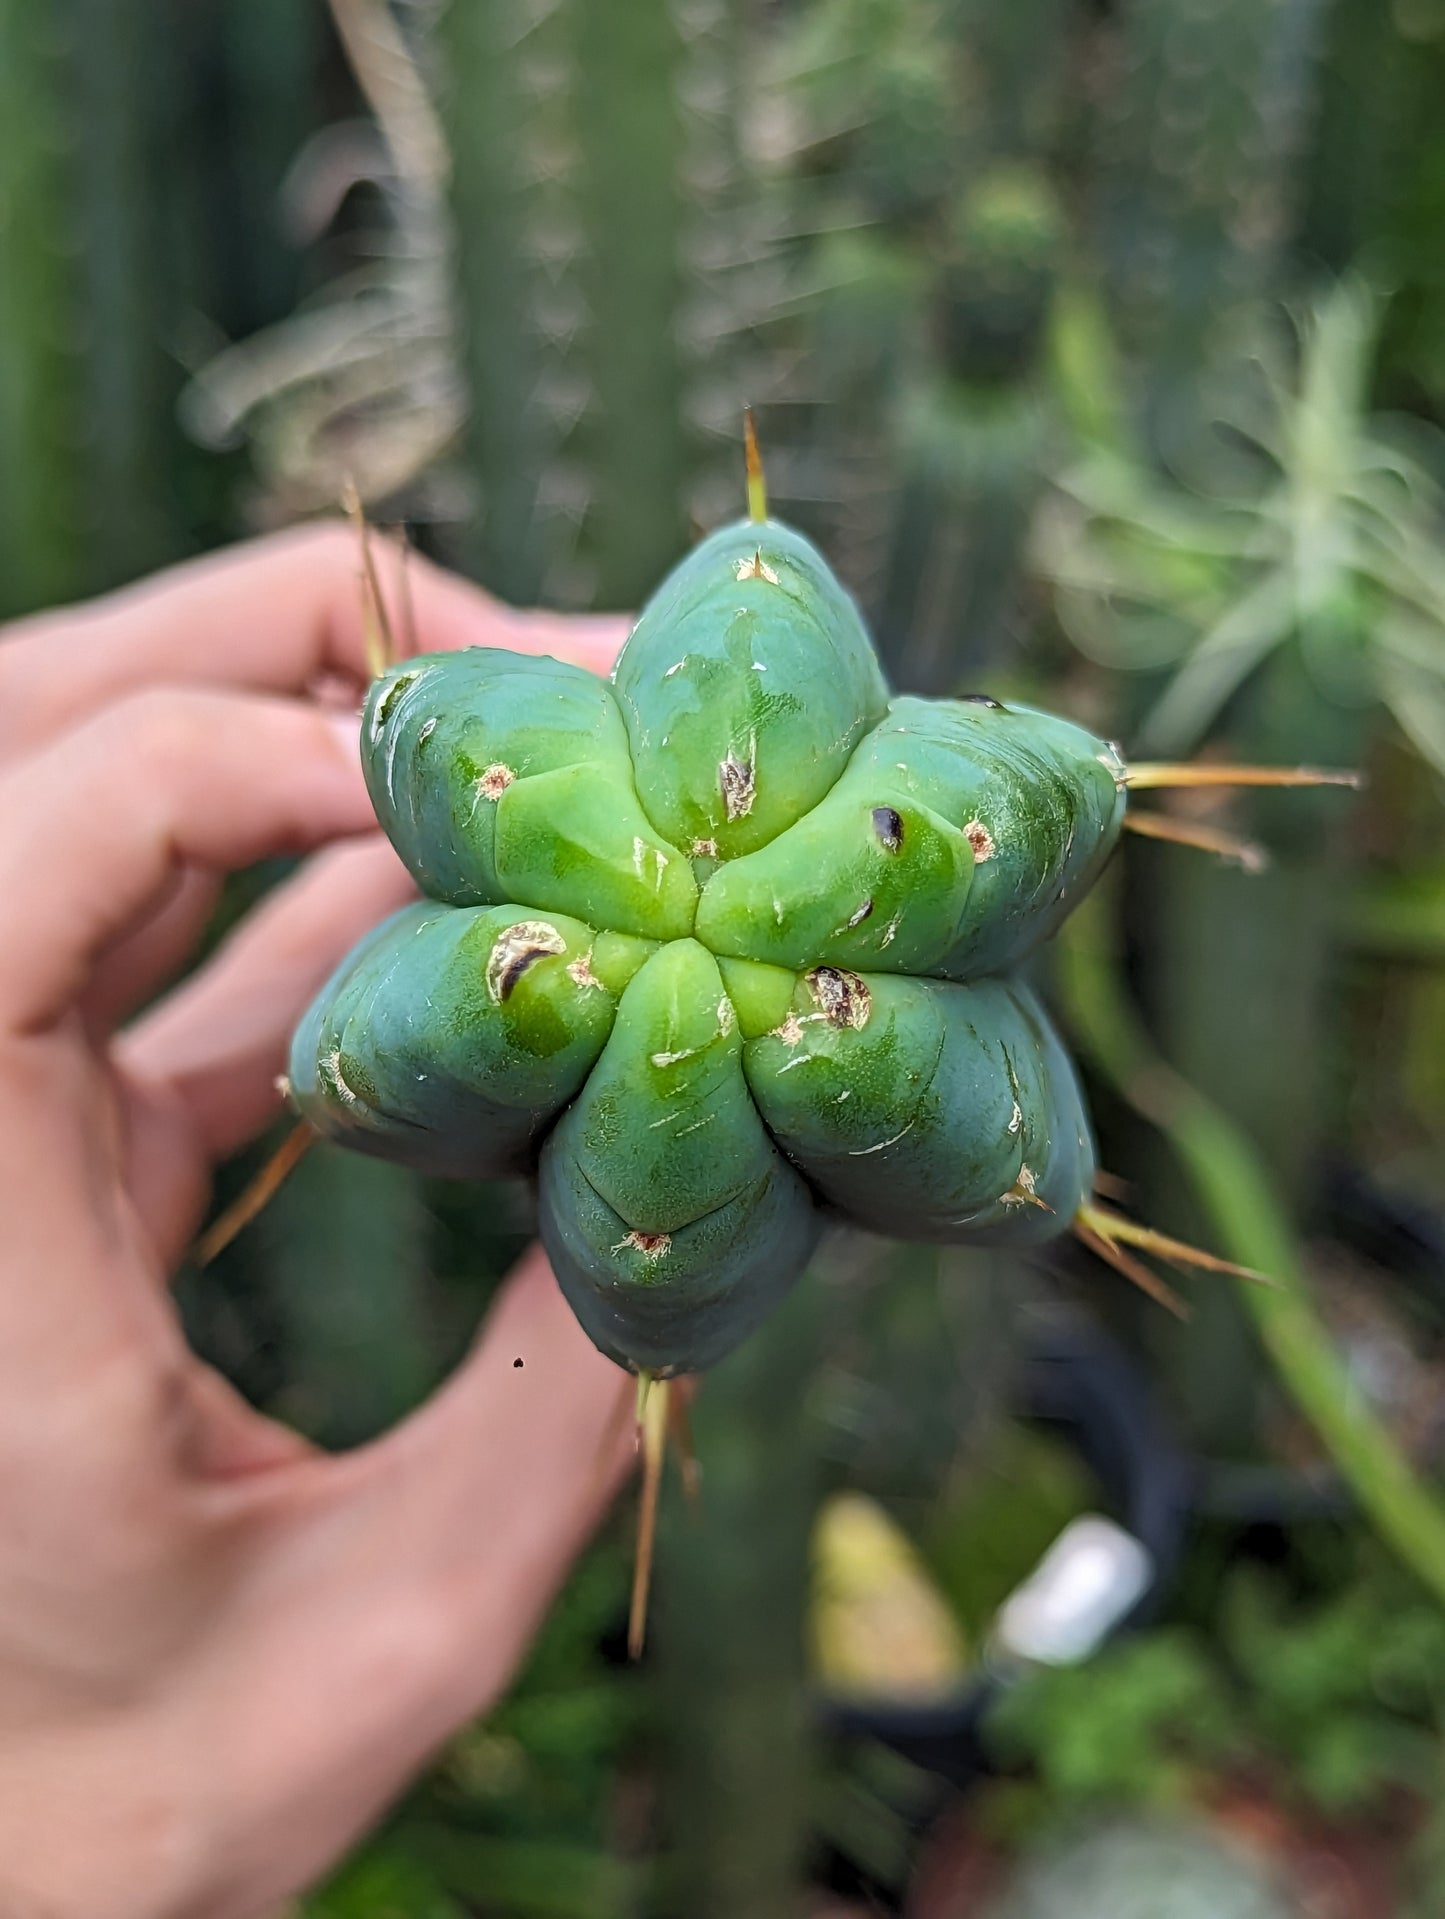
[0,526,637,1919]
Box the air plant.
[1038,278,1445,776]
[180,0,462,518]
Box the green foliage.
[0,0,188,613]
[987,1555,1445,1831]
[988,1629,1242,1814]
[1039,280,1445,773]
[1221,1561,1445,1815]
[307,1853,467,1919]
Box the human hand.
[0,527,635,1919]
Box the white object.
[993,1515,1154,1666]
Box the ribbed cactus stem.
[434,0,759,610]
[0,0,181,614]
[434,0,561,602]
[655,1270,825,1919]
[1095,0,1329,399]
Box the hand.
[0,527,635,1919]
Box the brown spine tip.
[1123,810,1268,873]
[343,476,396,679]
[743,407,768,524]
[192,1122,316,1268]
[1124,761,1362,791]
[629,1375,669,1659]
[735,548,780,584]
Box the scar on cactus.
[193,424,1356,1656]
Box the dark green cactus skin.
[696,692,1125,977]
[291,514,1123,1373]
[743,971,1092,1245]
[290,901,654,1179]
[361,650,697,939]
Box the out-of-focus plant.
[1039,280,1445,1448]
[180,0,462,521]
[0,0,190,613]
[1089,0,1331,426]
[1057,882,1445,1611]
[1039,278,1445,773]
[991,1561,1445,1825]
[433,0,772,609]
[766,0,1070,682]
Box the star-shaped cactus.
[290,510,1134,1377]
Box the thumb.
[189,1246,634,1917]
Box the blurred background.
[5,0,1445,1912]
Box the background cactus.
[0,0,184,612]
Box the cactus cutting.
[197,421,1354,1652]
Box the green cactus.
[1091,0,1330,421]
[434,0,761,610]
[0,0,183,614]
[288,500,1138,1379]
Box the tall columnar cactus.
[433,0,765,611]
[759,0,1074,686]
[0,0,184,615]
[1091,0,1330,425]
[654,1271,825,1919]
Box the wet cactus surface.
[291,517,1127,1374]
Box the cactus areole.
[290,516,1128,1375]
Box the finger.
[0,522,631,765]
[191,1248,632,1917]
[80,864,223,1035]
[119,833,413,1159]
[116,836,416,1263]
[0,689,375,1037]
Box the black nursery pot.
[817,1308,1194,1787]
